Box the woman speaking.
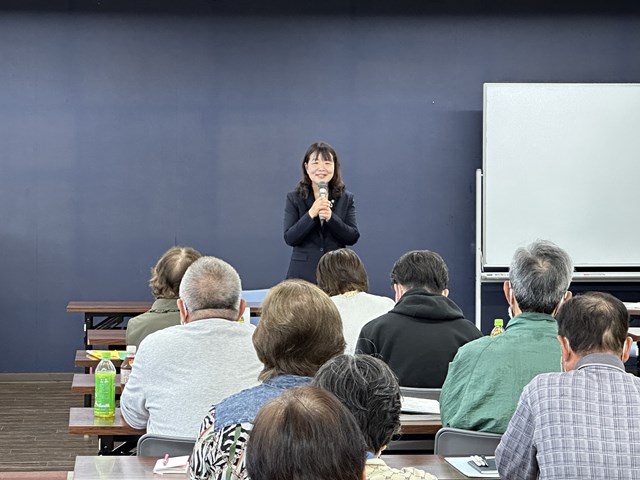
[284,142,360,283]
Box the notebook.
[400,396,440,414]
[153,455,190,475]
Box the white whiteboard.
[483,83,640,268]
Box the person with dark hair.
[246,386,367,480]
[284,142,360,283]
[317,249,394,353]
[314,355,437,480]
[356,250,481,388]
[189,279,346,480]
[440,240,573,434]
[496,292,640,478]
[120,257,262,437]
[126,246,202,348]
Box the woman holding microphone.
[284,142,360,283]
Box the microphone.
[318,182,328,225]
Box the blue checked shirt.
[495,353,640,479]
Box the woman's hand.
[308,197,333,220]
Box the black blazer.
[283,189,360,283]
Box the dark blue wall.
[1,1,640,372]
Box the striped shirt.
[496,353,640,479]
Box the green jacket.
[439,311,561,434]
[125,298,180,348]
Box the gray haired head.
[313,354,401,454]
[509,240,573,314]
[179,256,242,315]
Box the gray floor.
[0,374,98,472]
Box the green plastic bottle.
[490,318,505,337]
[94,352,116,418]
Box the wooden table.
[68,301,152,346]
[386,454,468,479]
[72,373,123,395]
[69,407,145,455]
[0,473,69,479]
[69,408,143,436]
[399,414,441,435]
[72,454,469,479]
[87,329,127,346]
[67,301,152,317]
[69,300,263,347]
[69,407,441,454]
[69,407,440,437]
[75,350,124,369]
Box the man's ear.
[503,281,511,304]
[557,335,577,372]
[441,288,450,297]
[236,298,247,322]
[622,336,634,363]
[557,335,570,360]
[177,298,188,325]
[393,283,404,303]
[551,290,572,317]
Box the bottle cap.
[101,351,111,359]
[494,318,504,327]
[126,345,137,355]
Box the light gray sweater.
[120,318,262,438]
[331,292,395,354]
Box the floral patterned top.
[188,375,312,480]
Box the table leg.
[98,435,115,455]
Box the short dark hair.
[314,354,401,453]
[246,386,366,480]
[296,142,346,199]
[149,246,202,298]
[390,250,448,293]
[509,240,573,314]
[556,292,629,356]
[316,249,369,296]
[252,280,346,382]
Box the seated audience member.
[316,248,395,354]
[496,292,640,478]
[120,256,262,437]
[440,240,573,433]
[189,279,345,480]
[126,246,202,348]
[314,354,437,480]
[246,386,367,480]
[356,250,482,388]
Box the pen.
[480,455,489,467]
[163,453,170,466]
